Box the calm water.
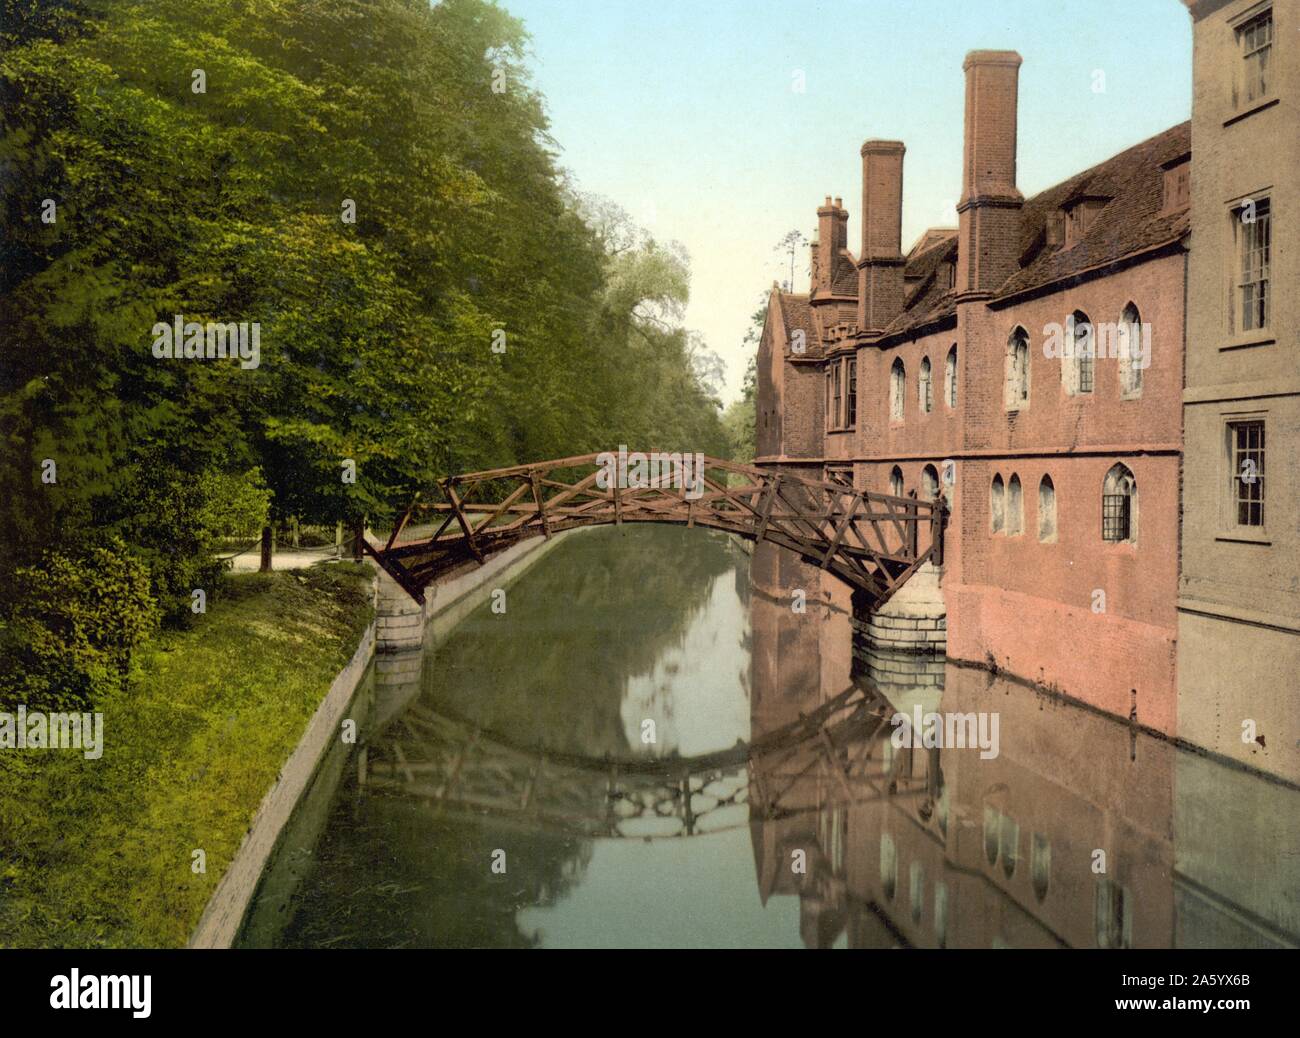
[256,525,1300,949]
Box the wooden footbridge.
[366,453,945,607]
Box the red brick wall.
[840,254,1185,733]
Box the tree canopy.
[0,0,732,696]
[0,0,729,606]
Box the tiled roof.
[907,228,958,258]
[830,249,859,296]
[775,290,821,358]
[877,122,1190,340]
[883,231,958,338]
[994,121,1190,301]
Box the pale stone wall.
[1178,0,1300,782]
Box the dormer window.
[1063,198,1107,246]
[945,260,957,290]
[1161,156,1191,213]
[1047,211,1066,247]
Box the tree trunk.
[259,524,274,572]
[351,517,366,561]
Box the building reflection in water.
[747,542,1300,949]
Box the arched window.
[910,862,924,923]
[990,474,1005,534]
[1038,475,1057,542]
[1000,814,1020,879]
[1096,879,1132,949]
[922,464,939,502]
[1118,303,1143,398]
[1070,310,1094,395]
[1006,327,1030,409]
[934,881,949,949]
[983,806,1000,865]
[1031,833,1051,902]
[1102,463,1137,543]
[945,345,958,408]
[1007,474,1023,535]
[889,465,904,497]
[890,358,905,420]
[880,833,897,900]
[919,357,933,414]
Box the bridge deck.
[366,453,945,608]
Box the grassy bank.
[0,564,374,948]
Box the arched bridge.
[366,453,945,607]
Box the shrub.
[0,538,160,710]
[116,464,272,620]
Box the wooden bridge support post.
[906,497,919,560]
[530,471,552,539]
[445,480,484,563]
[755,473,783,543]
[932,497,948,567]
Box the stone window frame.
[1230,4,1274,112]
[944,344,958,409]
[921,464,940,502]
[990,473,1005,534]
[909,861,924,924]
[1101,462,1138,545]
[1061,310,1095,397]
[1037,474,1058,544]
[1005,326,1030,411]
[919,356,933,415]
[1006,473,1024,536]
[1231,195,1271,336]
[1219,411,1269,543]
[1117,302,1144,400]
[890,357,906,423]
[1031,834,1051,903]
[824,355,857,432]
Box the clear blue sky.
[502,0,1193,404]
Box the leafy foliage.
[0,537,159,710]
[0,0,730,643]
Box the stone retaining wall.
[858,560,947,654]
[191,529,578,948]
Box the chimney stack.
[857,140,906,334]
[814,196,850,296]
[957,50,1023,297]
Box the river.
[244,525,1300,949]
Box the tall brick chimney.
[813,196,849,296]
[857,141,906,334]
[957,50,1023,298]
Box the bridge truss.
[366,453,945,608]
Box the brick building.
[756,9,1295,765]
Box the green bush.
[0,538,160,710]
[114,464,272,621]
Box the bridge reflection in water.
[360,683,904,841]
[267,526,1299,949]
